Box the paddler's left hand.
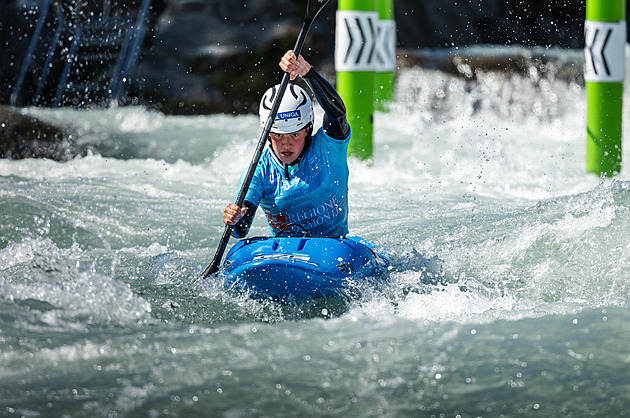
[280,50,311,81]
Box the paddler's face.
[269,127,308,164]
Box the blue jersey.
[239,128,350,237]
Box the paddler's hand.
[223,203,248,226]
[280,50,311,80]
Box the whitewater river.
[2,47,630,416]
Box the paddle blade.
[306,0,329,21]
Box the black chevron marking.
[586,28,599,75]
[366,17,376,64]
[376,26,385,65]
[355,17,366,64]
[343,18,353,65]
[601,28,612,76]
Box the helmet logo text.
[276,110,302,120]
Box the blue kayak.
[217,236,390,301]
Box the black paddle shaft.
[200,0,329,280]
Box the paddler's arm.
[224,201,257,238]
[280,51,350,140]
[302,67,350,140]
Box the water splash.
[0,238,152,329]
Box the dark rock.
[394,0,587,49]
[397,47,583,85]
[0,105,77,161]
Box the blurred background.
[2,0,626,115]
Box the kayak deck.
[217,236,389,301]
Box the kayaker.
[222,50,351,238]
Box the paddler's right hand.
[223,203,248,226]
[279,50,311,81]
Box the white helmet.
[259,84,314,134]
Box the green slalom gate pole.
[336,0,378,160]
[374,0,396,112]
[584,0,626,176]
